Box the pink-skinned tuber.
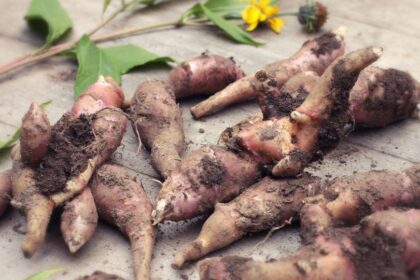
[190,28,346,119]
[198,208,420,280]
[300,164,420,243]
[0,169,12,217]
[61,187,98,253]
[152,145,262,224]
[10,76,127,257]
[166,52,244,99]
[20,103,51,165]
[130,80,184,179]
[91,164,155,280]
[172,174,321,268]
[226,47,382,177]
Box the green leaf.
[0,129,21,152]
[183,0,246,21]
[24,267,64,280]
[199,4,264,46]
[0,100,51,152]
[103,0,112,13]
[125,0,156,11]
[25,0,73,47]
[74,35,174,98]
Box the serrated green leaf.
[24,267,64,280]
[103,0,112,13]
[25,0,72,47]
[0,100,51,152]
[74,35,174,98]
[199,4,264,46]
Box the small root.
[251,217,293,252]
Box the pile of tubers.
[1,27,420,280]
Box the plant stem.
[278,12,299,16]
[87,1,129,36]
[0,19,184,76]
[0,0,138,76]
[92,19,180,43]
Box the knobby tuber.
[199,208,420,280]
[61,187,98,253]
[166,52,244,99]
[258,66,420,127]
[0,169,12,217]
[10,76,127,257]
[300,164,420,243]
[349,66,420,127]
[37,77,128,205]
[227,47,381,177]
[221,66,420,149]
[10,151,54,258]
[20,103,51,165]
[190,28,346,119]
[173,174,321,268]
[152,145,262,224]
[91,164,155,280]
[130,80,184,178]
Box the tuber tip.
[290,111,310,123]
[372,47,383,57]
[151,199,169,225]
[332,26,347,39]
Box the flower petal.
[247,21,259,31]
[242,5,262,24]
[263,6,279,17]
[258,0,270,9]
[268,17,285,33]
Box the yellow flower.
[242,0,285,33]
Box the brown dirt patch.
[311,32,342,57]
[36,113,96,195]
[199,155,226,188]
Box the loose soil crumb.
[36,113,96,195]
[199,155,226,188]
[311,32,341,57]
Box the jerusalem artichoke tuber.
[190,28,346,119]
[172,174,321,268]
[199,208,420,280]
[20,102,51,165]
[0,169,12,217]
[167,52,244,99]
[91,164,155,280]
[229,47,381,177]
[300,164,420,243]
[152,145,262,224]
[61,187,98,253]
[9,76,127,257]
[130,80,184,178]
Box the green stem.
[91,19,181,43]
[278,12,299,16]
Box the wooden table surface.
[0,0,419,279]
